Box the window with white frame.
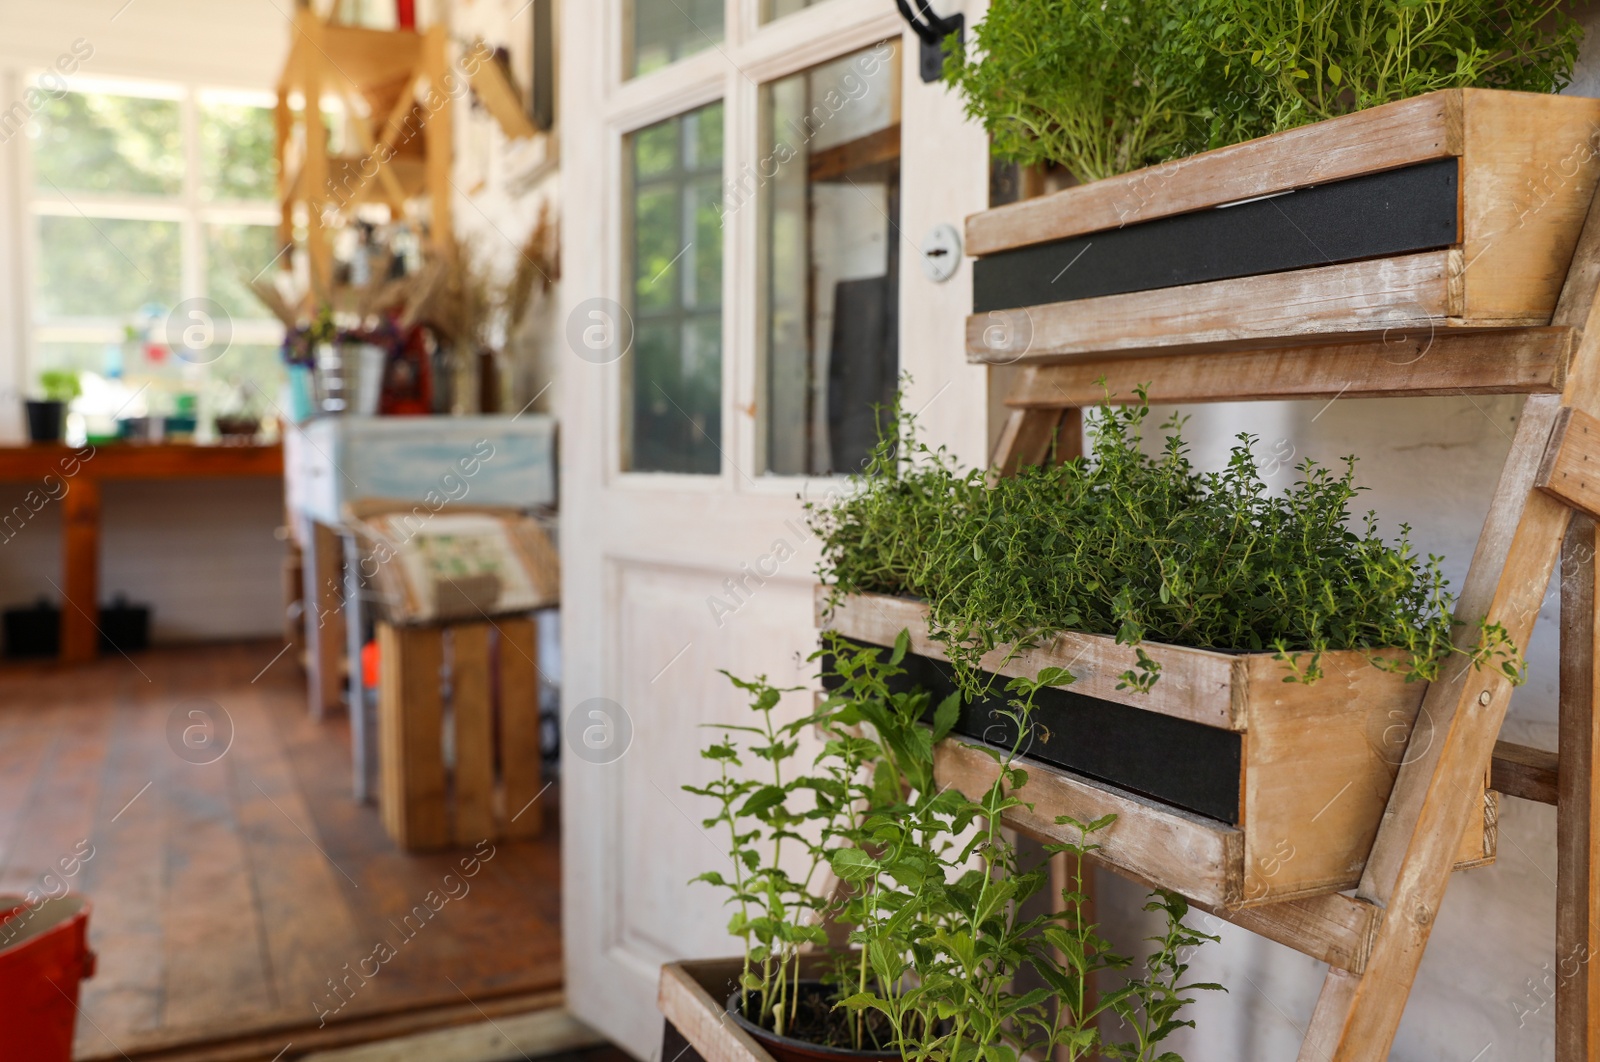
[26,75,288,421]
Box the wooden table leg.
[302,520,344,719]
[1558,514,1600,1060]
[60,476,100,663]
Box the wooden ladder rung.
[1004,327,1573,408]
[1492,739,1559,806]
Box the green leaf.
[931,691,962,741]
[828,847,879,882]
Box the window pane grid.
[27,82,286,402]
[625,101,724,475]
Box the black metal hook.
[894,0,964,83]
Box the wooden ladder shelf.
[972,176,1600,1062]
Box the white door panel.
[560,2,991,1055]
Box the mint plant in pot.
[684,636,1221,1062]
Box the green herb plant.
[808,388,1524,698]
[946,0,1581,183]
[38,370,81,403]
[689,635,1222,1060]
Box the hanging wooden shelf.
[965,89,1600,365]
[818,589,1495,909]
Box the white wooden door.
[558,2,990,1054]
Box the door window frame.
[598,0,906,494]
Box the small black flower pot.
[726,984,899,1062]
[24,400,65,444]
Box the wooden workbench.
[0,442,284,663]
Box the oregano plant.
[807,388,1525,698]
[946,0,1582,182]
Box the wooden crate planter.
[819,589,1495,909]
[659,959,780,1062]
[377,617,544,851]
[966,89,1600,364]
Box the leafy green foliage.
[38,369,80,402]
[1187,0,1583,131]
[809,389,1524,697]
[946,0,1582,181]
[939,0,1207,181]
[690,639,1219,1060]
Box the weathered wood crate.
[819,589,1495,909]
[377,617,544,851]
[658,959,780,1062]
[966,89,1600,364]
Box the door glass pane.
[624,101,724,474]
[31,91,183,197]
[35,215,182,318]
[628,0,724,78]
[760,42,900,476]
[762,0,819,21]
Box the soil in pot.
[24,401,64,444]
[728,982,901,1062]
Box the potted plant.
[804,393,1512,907]
[662,638,1220,1062]
[26,370,80,445]
[946,1,1593,362]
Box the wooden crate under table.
[378,616,545,851]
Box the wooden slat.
[1538,406,1600,519]
[966,92,1461,257]
[966,251,1471,364]
[378,623,449,850]
[659,960,777,1062]
[1005,328,1572,407]
[821,588,1236,730]
[0,443,282,482]
[499,617,545,838]
[468,56,539,142]
[1557,516,1600,1060]
[988,407,1078,477]
[1491,739,1559,804]
[1192,893,1380,974]
[1305,379,1573,1059]
[936,740,1245,908]
[452,624,496,845]
[1307,136,1600,1058]
[305,521,345,719]
[808,124,900,182]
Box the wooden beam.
[1491,739,1559,805]
[936,739,1247,909]
[965,91,1461,257]
[819,589,1243,730]
[1539,406,1600,520]
[988,407,1079,478]
[1191,893,1381,974]
[808,124,900,182]
[965,251,1475,364]
[1557,515,1600,1060]
[469,54,539,141]
[1005,328,1572,408]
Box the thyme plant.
[690,637,1221,1060]
[808,390,1524,697]
[947,0,1582,182]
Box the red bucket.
[0,895,95,1062]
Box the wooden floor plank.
[0,641,565,1062]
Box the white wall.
[1092,19,1600,1056]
